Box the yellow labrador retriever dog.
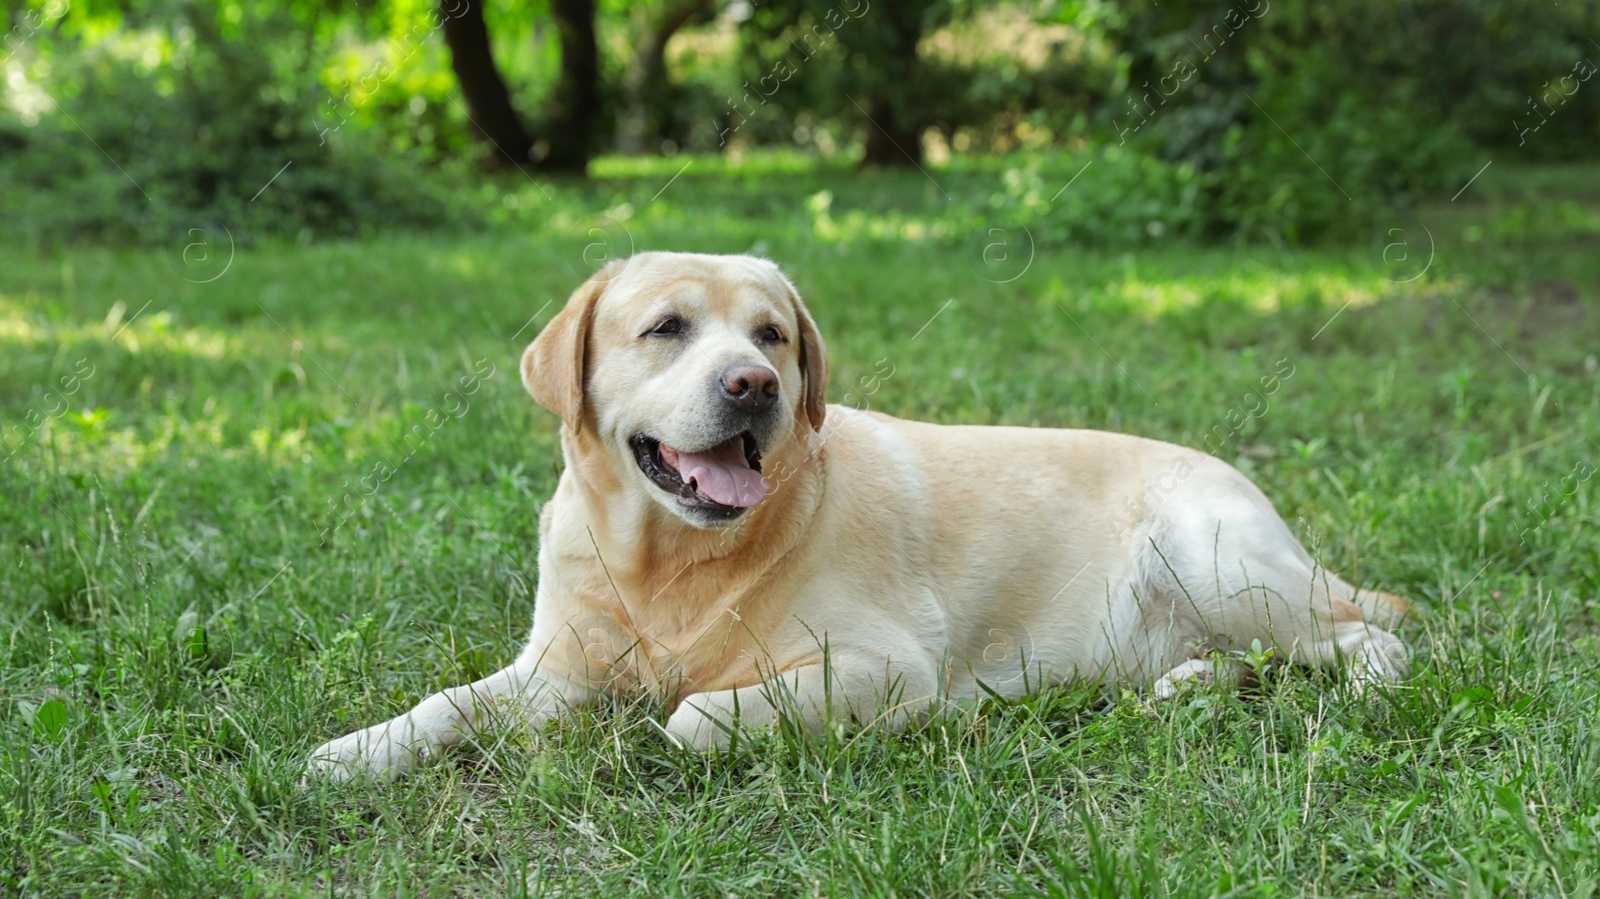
[307,252,1410,781]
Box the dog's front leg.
[305,659,592,782]
[664,660,935,750]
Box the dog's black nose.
[719,364,779,413]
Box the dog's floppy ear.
[522,260,623,432]
[786,280,829,431]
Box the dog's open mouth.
[630,432,768,514]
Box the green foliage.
[7,0,1591,244]
[317,4,477,164]
[727,0,1109,162]
[1204,70,1471,242]
[1102,0,1599,240]
[1103,2,1458,240]
[1371,0,1600,160]
[728,0,897,150]
[958,146,1204,247]
[0,1,461,245]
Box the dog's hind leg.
[1305,617,1410,691]
[1265,560,1412,689]
[1212,559,1411,691]
[1159,472,1413,692]
[1243,555,1412,691]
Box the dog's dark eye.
[758,325,784,344]
[645,316,683,336]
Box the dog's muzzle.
[630,432,767,519]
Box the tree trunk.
[617,0,710,155]
[861,92,925,168]
[858,5,927,169]
[439,0,533,169]
[535,0,601,173]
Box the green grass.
[2,155,1598,897]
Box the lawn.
[2,155,1598,896]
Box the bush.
[958,146,1204,248]
[0,5,461,246]
[1101,0,1514,241]
[1202,64,1472,242]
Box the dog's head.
[522,252,828,528]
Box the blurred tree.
[440,1,534,167]
[437,0,599,173]
[538,0,600,170]
[853,0,942,168]
[742,0,955,169]
[616,0,716,155]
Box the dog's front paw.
[303,722,424,784]
[664,698,739,751]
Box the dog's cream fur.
[307,252,1410,781]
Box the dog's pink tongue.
[664,441,769,507]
